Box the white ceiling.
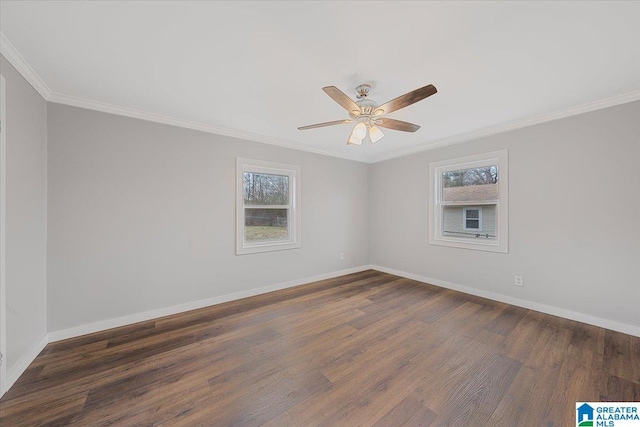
[1,1,639,163]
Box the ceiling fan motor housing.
[355,97,378,115]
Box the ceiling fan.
[298,83,437,145]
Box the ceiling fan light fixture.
[352,122,367,139]
[347,127,366,145]
[369,125,384,143]
[347,130,363,145]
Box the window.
[463,207,482,231]
[236,158,301,254]
[429,150,508,253]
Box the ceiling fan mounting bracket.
[355,84,371,99]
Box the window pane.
[465,209,479,219]
[243,172,289,205]
[244,208,289,242]
[442,166,498,202]
[466,219,479,229]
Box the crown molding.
[51,88,640,165]
[367,89,640,163]
[0,32,52,100]
[47,92,367,162]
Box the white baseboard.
[372,265,640,338]
[3,334,49,397]
[48,265,374,343]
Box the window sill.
[429,236,508,253]
[236,240,301,255]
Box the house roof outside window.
[443,183,498,202]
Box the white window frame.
[429,149,508,253]
[463,207,483,231]
[236,158,301,255]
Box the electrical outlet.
[515,275,524,287]
[339,253,345,261]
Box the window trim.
[429,149,509,253]
[462,207,483,231]
[236,158,301,255]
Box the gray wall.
[46,104,371,333]
[1,56,48,373]
[371,101,640,328]
[4,56,639,345]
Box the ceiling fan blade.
[377,118,421,132]
[322,86,360,113]
[375,84,437,115]
[298,119,350,130]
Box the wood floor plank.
[603,329,640,384]
[427,352,522,427]
[320,320,430,384]
[419,290,469,323]
[314,357,433,427]
[43,320,157,355]
[67,378,212,426]
[373,395,426,425]
[496,311,545,363]
[260,411,299,427]
[464,294,508,319]
[0,393,87,426]
[632,335,640,384]
[207,325,358,403]
[487,364,561,426]
[593,372,640,401]
[474,328,506,347]
[485,304,528,336]
[403,405,440,427]
[430,301,490,340]
[1,270,638,427]
[523,322,573,370]
[215,368,331,427]
[287,345,418,426]
[571,321,605,354]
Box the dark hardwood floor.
[0,270,638,426]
